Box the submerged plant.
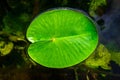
[26,8,98,68]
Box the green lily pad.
[26,8,98,68]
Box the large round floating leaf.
[26,8,98,68]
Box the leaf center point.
[52,38,56,42]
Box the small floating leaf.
[85,44,111,70]
[0,41,14,56]
[26,8,98,68]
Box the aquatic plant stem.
[74,68,79,80]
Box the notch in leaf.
[26,8,98,68]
